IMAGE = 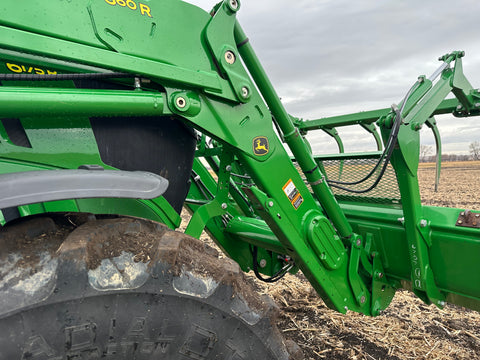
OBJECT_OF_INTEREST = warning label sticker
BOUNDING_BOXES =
[293,194,304,209]
[282,179,303,209]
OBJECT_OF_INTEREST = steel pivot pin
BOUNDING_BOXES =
[225,51,236,64]
[229,0,239,10]
[241,86,249,98]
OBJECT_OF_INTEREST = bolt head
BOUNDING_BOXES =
[268,201,274,207]
[420,219,428,228]
[224,50,236,65]
[134,77,141,89]
[226,165,232,172]
[221,203,227,210]
[259,259,267,268]
[457,105,463,110]
[360,296,366,304]
[356,238,362,247]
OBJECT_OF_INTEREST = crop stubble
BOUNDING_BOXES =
[183,161,480,359]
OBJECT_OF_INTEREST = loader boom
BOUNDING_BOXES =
[0,0,479,323]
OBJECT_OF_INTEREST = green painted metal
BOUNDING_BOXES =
[0,0,479,319]
[234,22,354,240]
[0,86,165,117]
[425,117,442,191]
[342,203,480,311]
[298,99,473,131]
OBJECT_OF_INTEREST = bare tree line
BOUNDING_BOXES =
[419,142,480,162]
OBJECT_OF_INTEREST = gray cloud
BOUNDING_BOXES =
[188,0,480,154]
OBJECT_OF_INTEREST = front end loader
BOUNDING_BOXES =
[0,1,479,358]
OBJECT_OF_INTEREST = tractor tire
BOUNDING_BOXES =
[0,215,297,359]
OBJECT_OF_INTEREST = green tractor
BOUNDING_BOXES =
[0,1,479,358]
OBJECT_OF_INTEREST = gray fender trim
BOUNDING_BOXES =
[0,169,169,209]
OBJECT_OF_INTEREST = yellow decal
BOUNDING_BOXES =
[253,136,269,156]
[104,0,152,17]
[139,3,152,17]
[6,63,57,75]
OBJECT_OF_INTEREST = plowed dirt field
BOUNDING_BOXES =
[183,161,480,360]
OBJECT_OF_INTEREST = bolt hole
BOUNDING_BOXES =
[176,97,186,109]
[229,0,238,10]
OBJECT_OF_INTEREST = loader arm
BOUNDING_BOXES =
[0,0,478,322]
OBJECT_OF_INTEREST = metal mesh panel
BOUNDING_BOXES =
[320,158,401,204]
[297,158,401,205]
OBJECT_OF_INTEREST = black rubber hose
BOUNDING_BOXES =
[328,107,402,194]
[327,81,419,193]
[251,246,293,283]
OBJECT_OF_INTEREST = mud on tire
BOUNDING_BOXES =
[0,216,294,359]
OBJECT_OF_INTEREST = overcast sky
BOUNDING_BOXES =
[187,0,480,155]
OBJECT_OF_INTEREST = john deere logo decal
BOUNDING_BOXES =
[253,136,269,156]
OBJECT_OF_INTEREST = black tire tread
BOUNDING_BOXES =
[0,215,294,359]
